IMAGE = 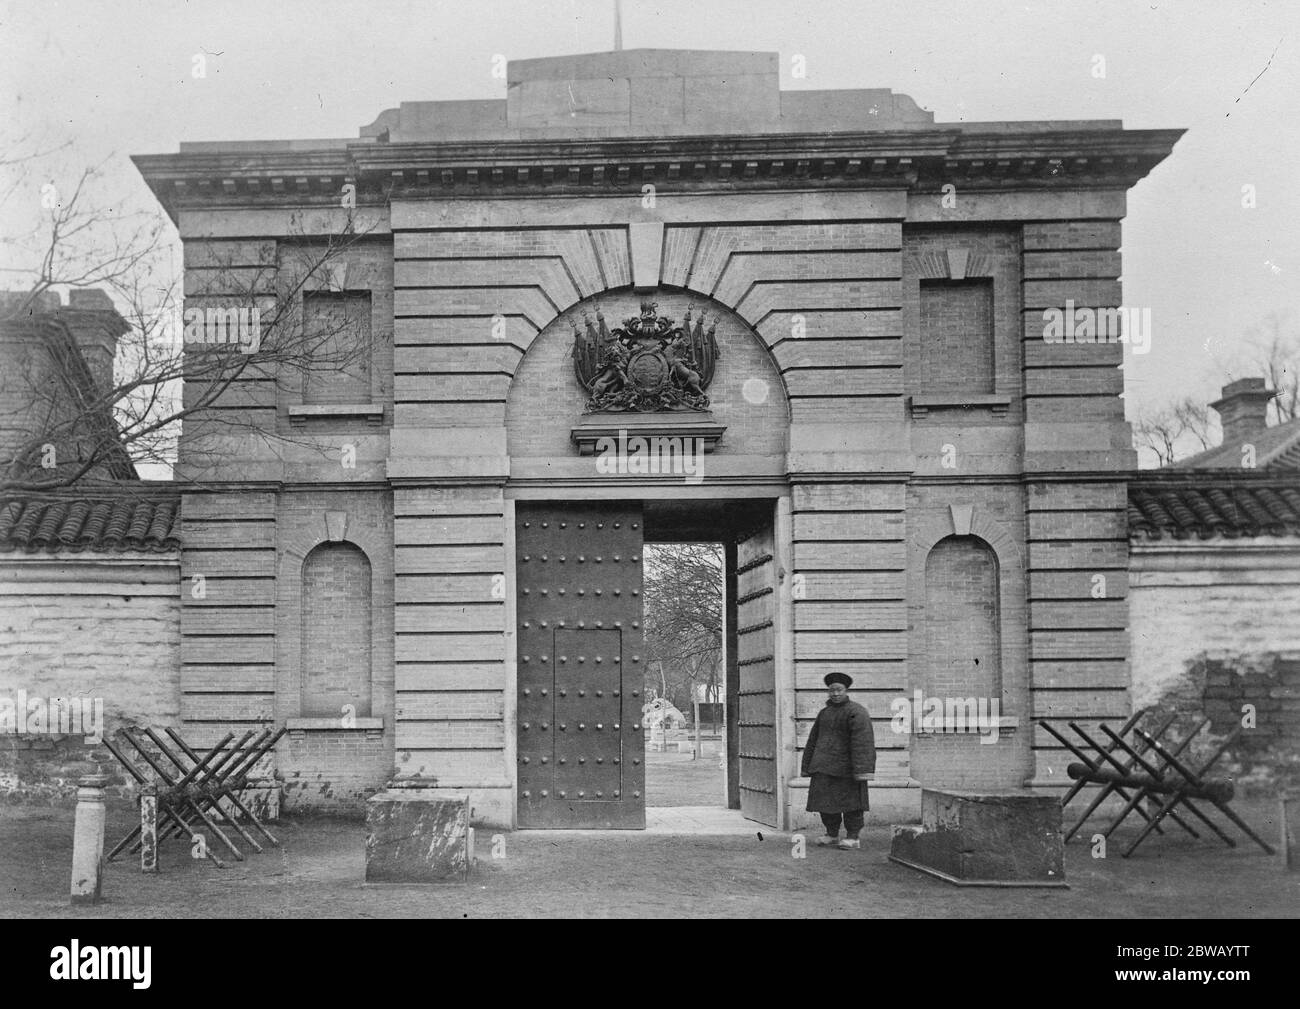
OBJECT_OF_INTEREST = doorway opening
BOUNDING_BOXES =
[513,497,780,829]
[642,498,778,823]
[641,540,727,809]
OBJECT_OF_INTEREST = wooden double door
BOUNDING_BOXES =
[515,500,781,829]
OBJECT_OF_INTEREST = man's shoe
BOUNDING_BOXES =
[815,835,838,846]
[837,838,861,850]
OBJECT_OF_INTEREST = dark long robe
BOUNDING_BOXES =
[801,698,875,813]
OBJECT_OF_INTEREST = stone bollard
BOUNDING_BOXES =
[70,774,109,905]
[140,784,158,873]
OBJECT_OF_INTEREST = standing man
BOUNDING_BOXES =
[801,672,875,850]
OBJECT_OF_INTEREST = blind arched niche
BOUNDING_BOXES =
[300,541,373,717]
[924,534,1002,699]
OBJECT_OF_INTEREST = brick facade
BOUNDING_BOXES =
[121,48,1182,826]
[919,281,995,394]
[925,537,1001,698]
[301,542,372,716]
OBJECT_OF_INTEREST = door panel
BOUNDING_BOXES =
[735,521,778,827]
[516,502,646,828]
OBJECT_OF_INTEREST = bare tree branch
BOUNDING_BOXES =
[1244,311,1299,424]
[643,543,724,711]
[1135,310,1297,466]
[2,142,387,493]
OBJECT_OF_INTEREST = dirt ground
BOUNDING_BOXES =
[1,785,1295,919]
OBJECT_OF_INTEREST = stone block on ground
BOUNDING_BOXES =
[365,790,471,883]
[889,788,1067,887]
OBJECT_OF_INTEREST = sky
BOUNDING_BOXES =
[2,0,1298,441]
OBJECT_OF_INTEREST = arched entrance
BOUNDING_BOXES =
[504,291,792,828]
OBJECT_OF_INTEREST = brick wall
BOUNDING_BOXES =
[897,217,1135,788]
[391,217,901,432]
[919,280,995,394]
[302,292,372,406]
[1130,539,1300,793]
[276,488,395,812]
[789,482,909,798]
[1028,482,1130,783]
[176,488,396,812]
[281,727,389,809]
[903,226,1022,424]
[179,236,394,480]
[393,486,509,825]
[1164,654,1300,794]
[924,536,1000,698]
[301,541,372,716]
[181,492,276,746]
[1021,220,1126,432]
[905,485,1031,791]
[392,226,617,430]
[0,554,180,800]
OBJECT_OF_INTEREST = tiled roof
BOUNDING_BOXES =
[0,493,180,553]
[1129,477,1300,541]
[1174,417,1300,471]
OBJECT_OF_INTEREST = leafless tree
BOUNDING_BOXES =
[1133,395,1215,467]
[1134,310,1297,466]
[1170,397,1216,452]
[643,542,724,714]
[1,143,380,494]
[2,158,167,321]
[1132,406,1180,467]
[1243,311,1299,424]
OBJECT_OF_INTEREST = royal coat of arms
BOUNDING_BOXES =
[570,302,720,413]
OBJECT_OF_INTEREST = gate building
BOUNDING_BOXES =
[131,48,1182,828]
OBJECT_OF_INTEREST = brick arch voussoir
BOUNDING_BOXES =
[916,515,1019,576]
[968,517,1022,569]
[280,529,378,580]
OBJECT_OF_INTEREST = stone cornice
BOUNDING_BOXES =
[132,126,1183,223]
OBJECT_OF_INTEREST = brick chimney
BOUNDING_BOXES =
[1210,378,1275,446]
[0,290,62,317]
[0,289,136,479]
[57,289,130,397]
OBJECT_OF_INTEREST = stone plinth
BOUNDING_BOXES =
[365,791,471,883]
[889,789,1067,888]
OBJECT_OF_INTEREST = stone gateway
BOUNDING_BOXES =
[127,47,1183,829]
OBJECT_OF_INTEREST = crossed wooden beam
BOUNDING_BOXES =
[102,725,287,870]
[1041,710,1275,858]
